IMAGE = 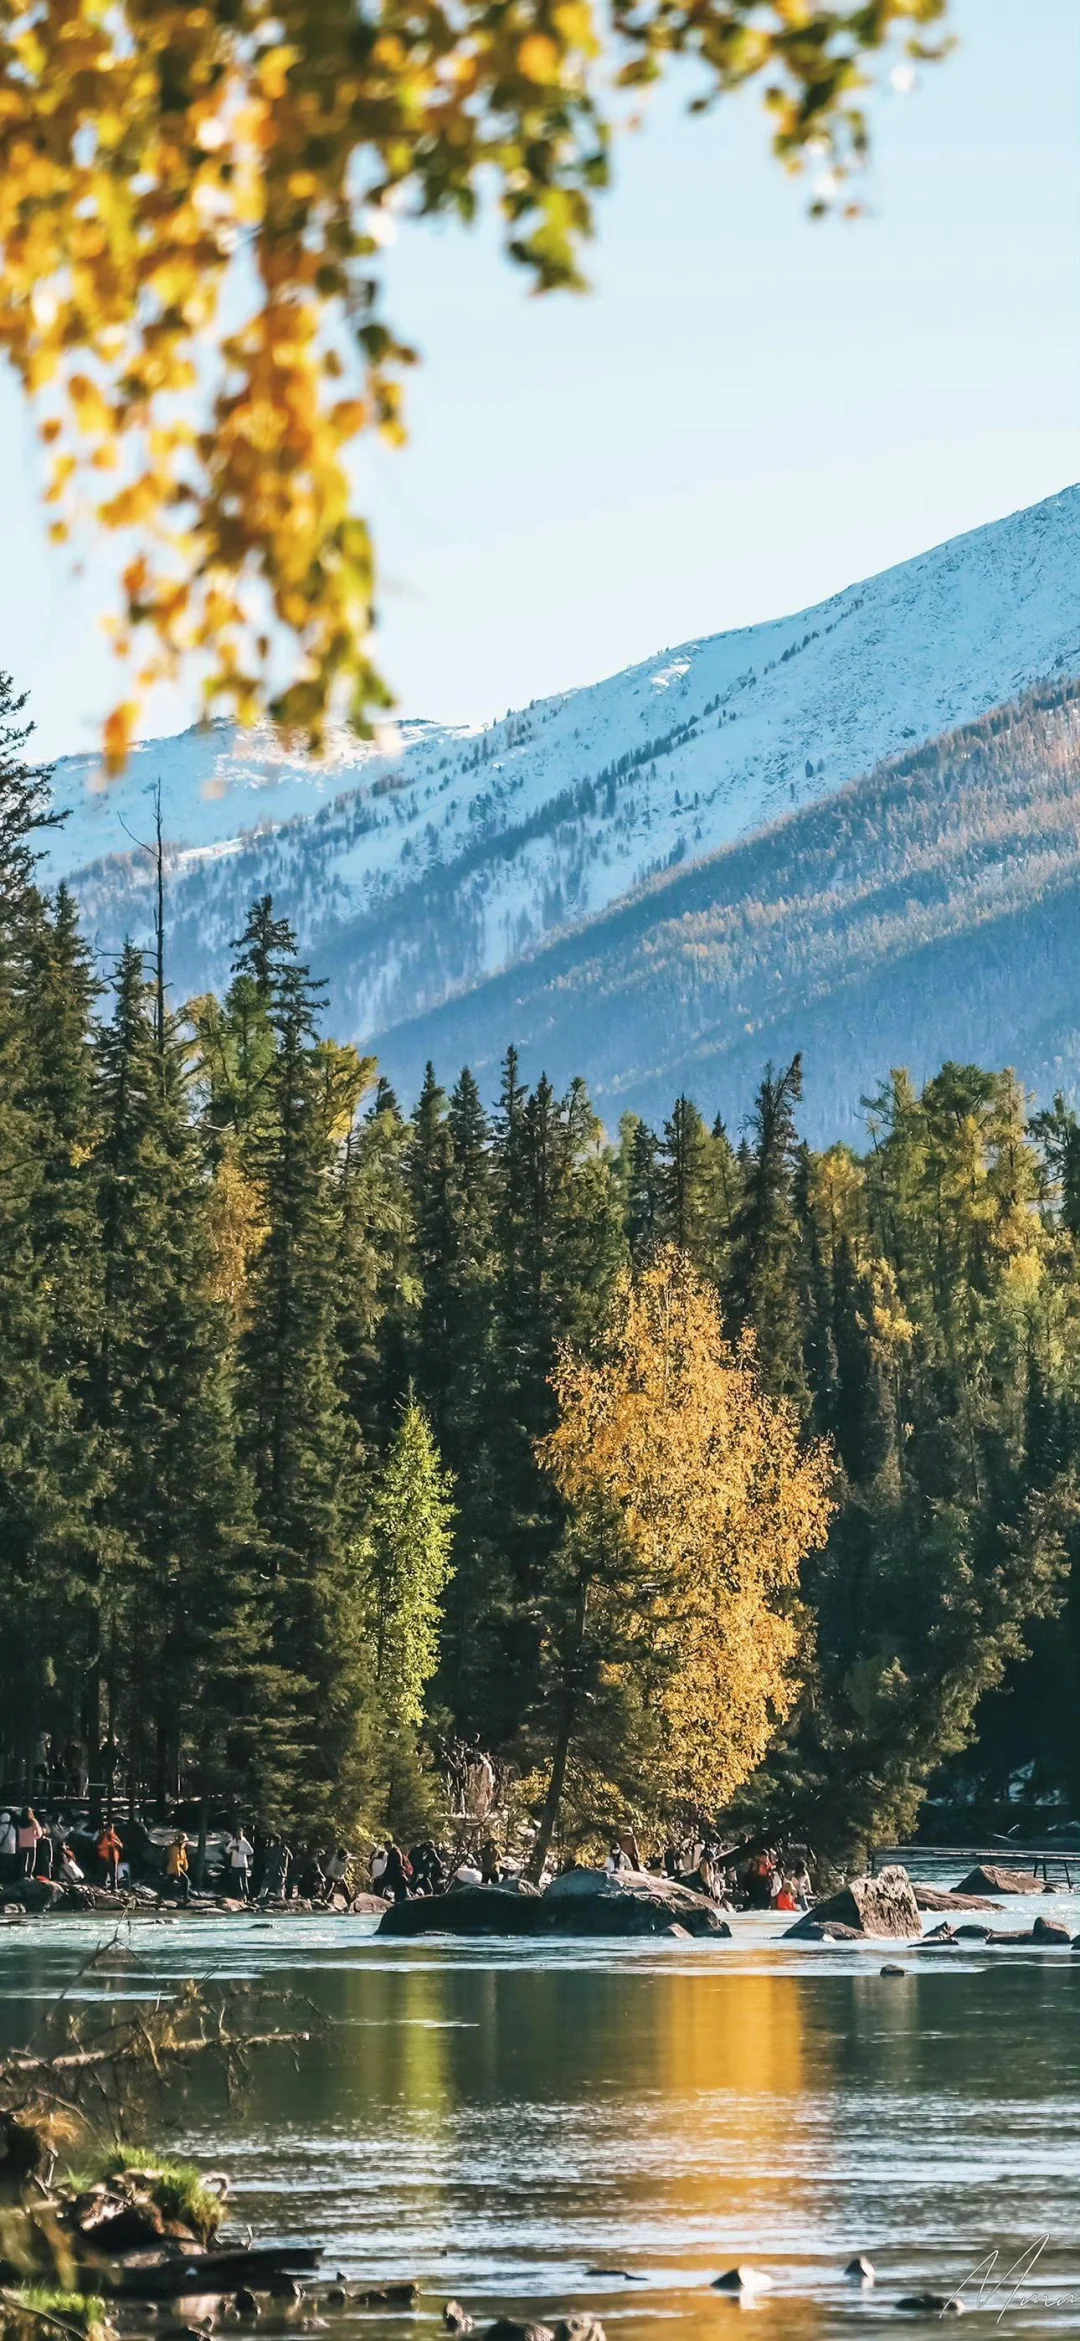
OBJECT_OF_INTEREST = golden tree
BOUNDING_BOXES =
[0,0,949,762]
[529,1245,833,1868]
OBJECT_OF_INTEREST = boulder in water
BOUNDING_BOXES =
[1,1875,65,1913]
[783,1866,920,1941]
[485,2322,556,2341]
[378,1887,545,1937]
[712,2268,773,2295]
[845,2258,875,2284]
[953,1865,1032,1896]
[540,1869,729,1938]
[913,1886,1001,1912]
[895,2296,965,2315]
[444,2305,474,2332]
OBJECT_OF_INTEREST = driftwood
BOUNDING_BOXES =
[3,2032,310,2078]
[97,2246,323,2299]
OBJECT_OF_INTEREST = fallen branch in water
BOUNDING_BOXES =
[2,2033,310,2079]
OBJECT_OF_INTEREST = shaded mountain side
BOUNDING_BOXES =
[362,678,1080,1140]
[61,482,1080,1037]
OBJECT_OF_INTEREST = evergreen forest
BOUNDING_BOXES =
[4,678,1080,1863]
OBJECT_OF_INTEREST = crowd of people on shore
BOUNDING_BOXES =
[367,1833,815,1909]
[2,1736,814,1918]
[1,1806,815,1914]
[0,1803,357,1906]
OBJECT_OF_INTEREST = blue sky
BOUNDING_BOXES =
[1,0,1077,761]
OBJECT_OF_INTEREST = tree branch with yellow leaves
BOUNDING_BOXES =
[0,0,950,765]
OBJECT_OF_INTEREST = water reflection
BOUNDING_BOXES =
[2,1925,1080,2341]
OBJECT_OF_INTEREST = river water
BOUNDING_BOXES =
[2,1903,1080,2341]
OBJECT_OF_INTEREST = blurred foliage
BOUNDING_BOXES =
[0,0,948,763]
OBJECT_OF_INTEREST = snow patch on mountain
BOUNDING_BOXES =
[48,482,1080,1041]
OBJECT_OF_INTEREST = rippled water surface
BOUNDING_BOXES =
[3,1903,1080,2341]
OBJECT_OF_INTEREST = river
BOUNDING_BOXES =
[2,1905,1080,2339]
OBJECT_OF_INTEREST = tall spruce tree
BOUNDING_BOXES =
[0,687,101,1781]
[729,1054,808,1399]
[234,911,377,1828]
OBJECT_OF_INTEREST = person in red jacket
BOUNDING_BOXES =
[97,1822,123,1890]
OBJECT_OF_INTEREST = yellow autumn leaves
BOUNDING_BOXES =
[0,0,948,764]
[541,1247,834,1813]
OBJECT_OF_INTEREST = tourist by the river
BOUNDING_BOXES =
[410,1840,445,1893]
[97,1819,123,1890]
[58,1839,84,1884]
[17,1806,44,1877]
[743,1850,775,1910]
[479,1838,500,1885]
[381,1844,412,1903]
[370,1844,388,1891]
[261,1836,290,1901]
[323,1845,351,1899]
[0,1811,15,1884]
[162,1832,189,1904]
[605,1843,630,1874]
[225,1826,254,1897]
[294,1847,325,1900]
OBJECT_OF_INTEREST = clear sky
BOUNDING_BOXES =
[1,0,1077,761]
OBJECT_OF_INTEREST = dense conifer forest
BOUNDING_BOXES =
[4,677,1080,1861]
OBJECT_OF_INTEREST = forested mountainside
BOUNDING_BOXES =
[369,679,1080,1143]
[52,484,1080,1051]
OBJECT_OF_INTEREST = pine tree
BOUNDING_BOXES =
[0,690,100,1782]
[729,1054,808,1398]
[368,1397,455,1730]
[234,915,377,1828]
[657,1095,716,1262]
[90,943,286,1811]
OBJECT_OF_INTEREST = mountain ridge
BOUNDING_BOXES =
[364,677,1080,1140]
[41,483,1080,1131]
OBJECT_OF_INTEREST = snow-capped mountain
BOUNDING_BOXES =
[46,483,1080,1045]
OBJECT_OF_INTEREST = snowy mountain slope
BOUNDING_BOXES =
[49,481,1080,1037]
[367,676,1080,1141]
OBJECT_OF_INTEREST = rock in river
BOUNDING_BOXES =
[912,1886,1002,1912]
[953,1866,1034,1896]
[712,2269,773,2295]
[484,2322,555,2341]
[539,1870,729,1938]
[378,1872,728,1938]
[895,2296,965,2316]
[378,1886,545,1937]
[784,1866,920,1941]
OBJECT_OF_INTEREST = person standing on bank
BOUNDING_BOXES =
[225,1825,254,1897]
[163,1832,189,1904]
[17,1808,43,1878]
[97,1820,123,1891]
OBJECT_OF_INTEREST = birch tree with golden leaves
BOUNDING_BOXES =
[527,1246,833,1871]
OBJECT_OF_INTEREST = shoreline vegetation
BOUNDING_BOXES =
[3,673,1080,1884]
